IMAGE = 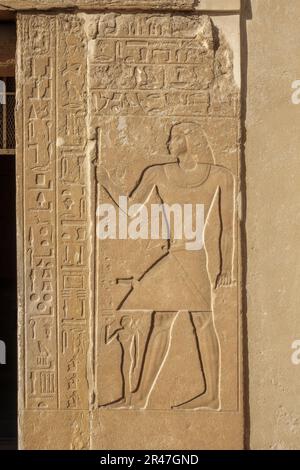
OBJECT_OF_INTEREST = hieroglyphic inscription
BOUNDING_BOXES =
[57,15,89,411]
[88,14,238,119]
[20,14,89,410]
[21,15,58,409]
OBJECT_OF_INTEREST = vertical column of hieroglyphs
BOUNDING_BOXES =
[20,14,90,411]
[56,14,89,410]
[90,13,240,411]
[20,15,58,410]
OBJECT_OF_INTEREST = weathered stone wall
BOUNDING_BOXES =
[90,11,242,449]
[17,13,91,450]
[8,0,300,451]
[0,1,241,12]
[16,3,242,449]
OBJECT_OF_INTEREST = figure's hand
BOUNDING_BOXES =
[97,165,112,191]
[99,165,110,188]
[117,277,139,289]
[215,272,233,288]
[105,316,115,327]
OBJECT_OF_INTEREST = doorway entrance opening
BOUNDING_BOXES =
[0,73,17,449]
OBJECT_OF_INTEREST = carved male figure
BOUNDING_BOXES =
[101,122,235,410]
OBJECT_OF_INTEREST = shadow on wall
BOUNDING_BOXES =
[240,0,252,451]
[0,157,17,449]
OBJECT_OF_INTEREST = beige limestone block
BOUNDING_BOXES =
[90,11,243,449]
[17,8,243,449]
[19,410,90,450]
[246,0,300,450]
[16,13,92,449]
[0,1,196,11]
[0,0,240,12]
[91,410,244,450]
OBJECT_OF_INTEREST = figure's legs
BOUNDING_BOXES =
[104,339,132,408]
[174,311,220,410]
[122,341,132,405]
[131,311,178,409]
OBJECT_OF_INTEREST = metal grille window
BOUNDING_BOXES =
[0,77,15,155]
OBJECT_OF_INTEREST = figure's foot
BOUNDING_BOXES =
[172,393,220,411]
[99,397,132,409]
[130,392,148,410]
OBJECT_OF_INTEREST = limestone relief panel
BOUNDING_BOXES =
[89,13,241,412]
[17,9,242,449]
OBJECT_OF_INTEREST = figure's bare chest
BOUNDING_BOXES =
[156,175,218,216]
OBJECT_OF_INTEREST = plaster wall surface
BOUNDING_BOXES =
[246,0,300,450]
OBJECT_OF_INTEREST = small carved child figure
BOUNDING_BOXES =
[104,315,138,407]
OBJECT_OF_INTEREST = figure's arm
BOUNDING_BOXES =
[99,165,122,208]
[100,165,157,215]
[104,319,121,345]
[129,167,158,207]
[216,169,235,288]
